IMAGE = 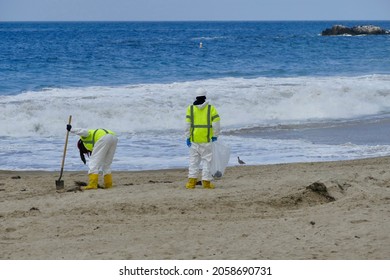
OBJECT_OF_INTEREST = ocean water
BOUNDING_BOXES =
[1,21,390,171]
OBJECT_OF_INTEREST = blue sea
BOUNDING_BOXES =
[1,21,390,171]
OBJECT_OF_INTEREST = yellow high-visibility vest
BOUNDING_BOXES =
[186,104,220,143]
[81,129,115,151]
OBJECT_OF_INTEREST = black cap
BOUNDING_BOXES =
[193,95,206,105]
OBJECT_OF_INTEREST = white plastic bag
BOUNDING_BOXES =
[210,140,231,179]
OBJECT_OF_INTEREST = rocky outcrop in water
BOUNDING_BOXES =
[321,24,390,36]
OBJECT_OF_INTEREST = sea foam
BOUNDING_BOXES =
[1,75,390,138]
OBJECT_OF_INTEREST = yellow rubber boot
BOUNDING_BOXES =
[202,180,215,189]
[83,174,98,190]
[186,178,197,189]
[104,174,113,189]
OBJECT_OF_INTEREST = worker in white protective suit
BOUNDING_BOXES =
[67,125,118,190]
[185,88,221,189]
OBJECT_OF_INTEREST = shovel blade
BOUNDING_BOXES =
[56,180,64,190]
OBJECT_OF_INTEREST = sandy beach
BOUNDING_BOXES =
[0,157,389,260]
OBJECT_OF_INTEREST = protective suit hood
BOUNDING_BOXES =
[195,100,209,109]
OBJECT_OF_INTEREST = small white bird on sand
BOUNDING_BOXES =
[238,156,245,164]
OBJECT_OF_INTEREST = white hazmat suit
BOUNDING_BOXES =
[71,128,118,175]
[185,90,221,189]
[69,127,118,190]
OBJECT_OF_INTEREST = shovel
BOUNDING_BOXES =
[56,115,72,190]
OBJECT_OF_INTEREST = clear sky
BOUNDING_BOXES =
[1,0,389,21]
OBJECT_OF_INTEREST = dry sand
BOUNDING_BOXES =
[0,157,389,260]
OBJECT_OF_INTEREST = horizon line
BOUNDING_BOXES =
[1,19,390,23]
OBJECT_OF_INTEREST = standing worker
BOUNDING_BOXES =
[67,125,118,190]
[185,88,221,189]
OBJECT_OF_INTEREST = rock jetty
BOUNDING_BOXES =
[321,24,390,36]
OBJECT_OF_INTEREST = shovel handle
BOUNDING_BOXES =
[58,115,72,180]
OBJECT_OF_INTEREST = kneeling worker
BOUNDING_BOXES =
[67,125,118,190]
